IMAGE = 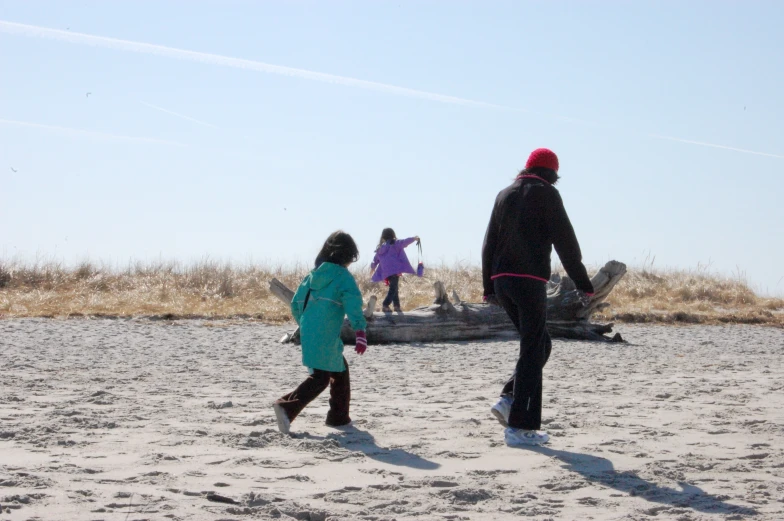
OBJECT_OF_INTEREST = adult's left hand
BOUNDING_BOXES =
[483,294,500,307]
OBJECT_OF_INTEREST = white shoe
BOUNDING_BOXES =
[504,428,549,446]
[327,421,354,430]
[272,403,290,434]
[491,396,512,427]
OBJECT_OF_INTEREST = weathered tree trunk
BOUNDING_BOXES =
[270,260,626,344]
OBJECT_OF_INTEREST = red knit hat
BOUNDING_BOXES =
[525,148,559,172]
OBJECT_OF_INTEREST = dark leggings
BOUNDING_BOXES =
[276,357,351,427]
[382,275,400,308]
[494,276,551,430]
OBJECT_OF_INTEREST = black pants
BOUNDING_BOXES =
[276,357,351,427]
[382,275,400,308]
[495,277,552,430]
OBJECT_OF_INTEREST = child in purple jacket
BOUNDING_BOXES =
[370,228,420,313]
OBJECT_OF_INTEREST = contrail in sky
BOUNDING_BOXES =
[0,118,187,146]
[1,19,781,159]
[140,101,220,129]
[648,134,784,159]
[0,20,510,111]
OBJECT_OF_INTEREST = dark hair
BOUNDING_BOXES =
[377,228,397,250]
[315,231,359,268]
[520,166,559,185]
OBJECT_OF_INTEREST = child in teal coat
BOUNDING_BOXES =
[273,231,368,434]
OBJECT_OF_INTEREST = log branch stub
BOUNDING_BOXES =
[433,281,449,304]
[269,278,294,304]
[364,296,378,319]
[432,281,456,313]
[577,260,628,319]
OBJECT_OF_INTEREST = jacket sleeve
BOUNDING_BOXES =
[290,276,311,325]
[548,191,594,294]
[340,272,368,331]
[481,200,500,296]
[370,251,380,271]
[398,237,417,249]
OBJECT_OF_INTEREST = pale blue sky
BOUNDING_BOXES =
[1,1,782,295]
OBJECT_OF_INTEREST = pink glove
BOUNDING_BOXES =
[355,330,368,355]
[483,294,500,306]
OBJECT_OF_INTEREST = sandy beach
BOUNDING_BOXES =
[1,319,782,520]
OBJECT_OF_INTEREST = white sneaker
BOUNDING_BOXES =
[327,421,354,430]
[272,403,291,434]
[504,427,549,446]
[491,396,512,427]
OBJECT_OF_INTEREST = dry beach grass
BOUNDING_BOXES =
[0,258,782,326]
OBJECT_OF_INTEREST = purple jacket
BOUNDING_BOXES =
[370,237,417,282]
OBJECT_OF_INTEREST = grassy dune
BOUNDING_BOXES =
[1,259,782,326]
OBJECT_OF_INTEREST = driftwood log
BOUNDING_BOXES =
[269,260,627,344]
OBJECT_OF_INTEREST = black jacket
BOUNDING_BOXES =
[482,176,594,296]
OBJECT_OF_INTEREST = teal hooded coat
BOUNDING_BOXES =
[290,262,367,372]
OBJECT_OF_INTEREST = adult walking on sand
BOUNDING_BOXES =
[482,148,594,447]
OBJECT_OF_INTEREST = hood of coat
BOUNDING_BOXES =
[376,240,400,255]
[309,262,345,291]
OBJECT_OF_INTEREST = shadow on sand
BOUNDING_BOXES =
[298,427,440,470]
[515,445,757,516]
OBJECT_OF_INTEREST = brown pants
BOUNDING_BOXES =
[276,357,351,427]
